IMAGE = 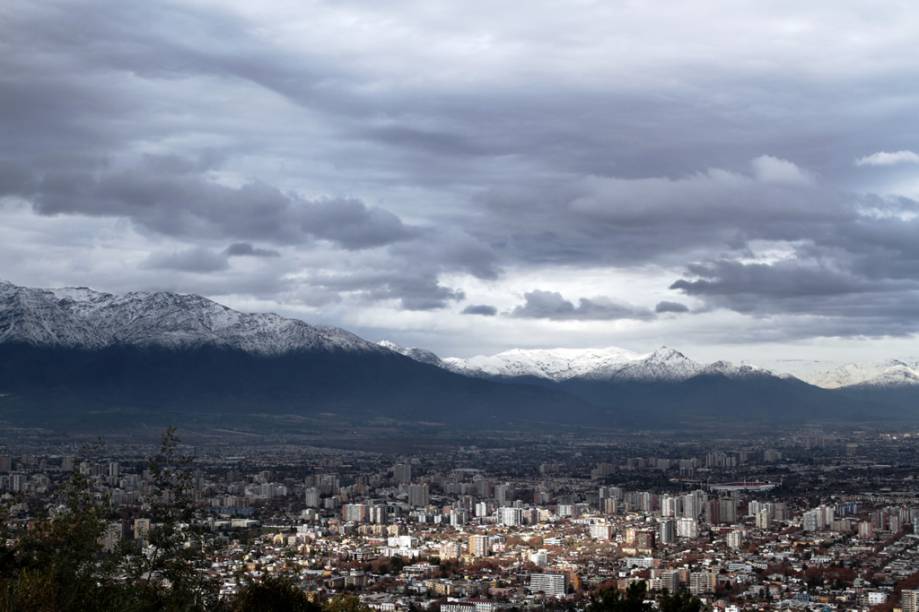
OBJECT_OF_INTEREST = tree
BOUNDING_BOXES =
[0,472,135,612]
[230,576,320,612]
[322,595,372,612]
[587,582,651,612]
[117,427,221,610]
[659,590,702,612]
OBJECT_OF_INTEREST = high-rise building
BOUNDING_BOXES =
[450,509,467,527]
[498,506,523,527]
[689,571,715,595]
[393,463,412,484]
[677,517,698,538]
[756,507,771,529]
[468,534,489,557]
[727,529,744,549]
[659,518,676,545]
[589,522,613,540]
[635,530,655,551]
[661,495,680,517]
[342,503,368,523]
[529,573,567,597]
[369,504,387,524]
[718,498,737,524]
[659,570,680,593]
[305,487,320,508]
[682,490,706,519]
[803,505,835,532]
[408,483,429,507]
[440,541,462,560]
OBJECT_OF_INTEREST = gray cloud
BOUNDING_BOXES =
[142,247,229,273]
[461,304,497,316]
[655,301,689,314]
[225,242,280,258]
[511,290,653,321]
[671,258,919,336]
[306,270,465,311]
[9,157,416,251]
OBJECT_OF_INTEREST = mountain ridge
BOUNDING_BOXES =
[2,280,918,432]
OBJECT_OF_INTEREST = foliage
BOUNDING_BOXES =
[230,576,320,612]
[587,582,651,612]
[658,589,703,612]
[322,595,372,612]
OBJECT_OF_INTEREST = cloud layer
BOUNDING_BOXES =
[2,0,919,360]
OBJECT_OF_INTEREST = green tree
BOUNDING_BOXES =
[587,582,651,612]
[323,594,372,612]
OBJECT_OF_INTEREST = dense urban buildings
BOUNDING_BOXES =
[0,426,917,610]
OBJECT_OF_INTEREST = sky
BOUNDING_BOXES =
[2,1,919,371]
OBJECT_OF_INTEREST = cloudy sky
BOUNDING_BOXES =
[2,1,919,370]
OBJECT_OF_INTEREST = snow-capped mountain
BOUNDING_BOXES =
[443,346,645,380]
[0,281,380,355]
[802,360,919,389]
[4,280,916,392]
[381,342,773,383]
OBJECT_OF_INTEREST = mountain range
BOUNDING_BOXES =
[1,280,917,432]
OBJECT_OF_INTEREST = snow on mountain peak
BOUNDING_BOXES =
[441,345,645,381]
[803,359,919,388]
[0,281,379,355]
[388,342,780,384]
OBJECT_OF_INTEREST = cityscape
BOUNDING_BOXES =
[3,0,919,610]
[1,426,918,610]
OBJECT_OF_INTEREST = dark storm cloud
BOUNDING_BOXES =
[225,243,280,258]
[655,301,689,314]
[9,157,416,251]
[510,290,654,321]
[671,258,919,336]
[461,304,497,316]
